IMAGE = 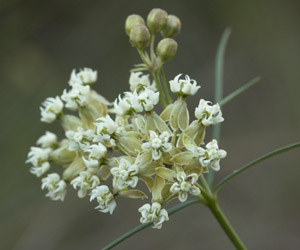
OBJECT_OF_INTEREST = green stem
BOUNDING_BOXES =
[150,34,156,63]
[102,199,199,250]
[214,142,300,193]
[160,67,173,104]
[199,175,246,249]
[208,201,247,250]
[137,49,151,67]
[199,175,213,196]
[152,71,167,108]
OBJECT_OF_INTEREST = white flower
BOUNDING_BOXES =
[90,185,116,214]
[68,69,82,86]
[169,74,200,96]
[26,147,52,177]
[170,172,200,202]
[26,147,51,166]
[83,143,107,170]
[61,84,90,111]
[111,158,139,190]
[37,131,57,148]
[94,115,117,146]
[138,202,169,229]
[40,96,63,123]
[142,131,172,160]
[65,127,95,151]
[131,88,159,112]
[41,173,67,201]
[113,92,134,115]
[30,162,50,177]
[71,171,100,198]
[68,68,98,86]
[198,139,227,171]
[194,99,224,126]
[129,72,156,92]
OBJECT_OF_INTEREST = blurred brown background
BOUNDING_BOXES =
[1,0,300,249]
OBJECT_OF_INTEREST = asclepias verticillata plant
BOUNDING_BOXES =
[26,8,300,250]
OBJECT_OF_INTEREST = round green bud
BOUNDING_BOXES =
[129,24,150,49]
[156,38,178,62]
[162,15,181,38]
[147,8,168,34]
[125,14,145,36]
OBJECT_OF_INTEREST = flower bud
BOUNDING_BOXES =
[156,38,178,62]
[125,14,145,36]
[162,15,181,38]
[129,24,150,49]
[147,8,168,34]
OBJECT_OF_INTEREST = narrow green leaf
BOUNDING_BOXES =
[214,142,300,193]
[207,27,231,187]
[219,77,261,107]
[215,27,231,104]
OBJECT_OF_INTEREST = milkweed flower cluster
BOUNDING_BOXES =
[26,8,227,229]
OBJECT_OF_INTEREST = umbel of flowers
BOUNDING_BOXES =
[26,8,226,229]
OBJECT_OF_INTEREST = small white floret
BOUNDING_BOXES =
[61,85,90,111]
[129,72,156,92]
[71,171,100,198]
[198,139,227,171]
[113,92,134,115]
[90,185,116,214]
[111,158,139,190]
[138,202,169,229]
[68,68,98,86]
[131,88,159,112]
[142,131,172,160]
[195,99,224,126]
[83,143,107,171]
[41,173,67,201]
[169,74,200,96]
[40,96,63,123]
[65,127,95,151]
[37,131,57,148]
[94,115,117,146]
[170,172,200,202]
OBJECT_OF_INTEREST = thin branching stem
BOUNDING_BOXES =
[160,67,173,104]
[150,34,156,63]
[214,142,300,193]
[152,71,167,108]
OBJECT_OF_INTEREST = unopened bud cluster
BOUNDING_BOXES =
[126,8,181,69]
[26,9,226,230]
